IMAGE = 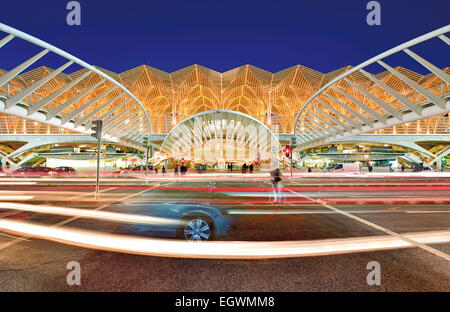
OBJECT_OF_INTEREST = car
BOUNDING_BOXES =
[413,166,434,172]
[114,164,153,175]
[12,166,57,176]
[112,164,156,177]
[54,166,76,174]
[324,163,361,173]
[118,202,237,241]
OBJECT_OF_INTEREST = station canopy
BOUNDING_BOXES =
[160,110,281,164]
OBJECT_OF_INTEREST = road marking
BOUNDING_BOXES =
[66,186,118,201]
[250,207,281,226]
[286,188,450,261]
[0,232,30,241]
[0,182,174,252]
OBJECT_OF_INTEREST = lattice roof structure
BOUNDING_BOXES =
[3,62,447,136]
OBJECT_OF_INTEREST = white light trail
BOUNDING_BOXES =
[0,219,449,259]
[0,182,37,185]
[228,209,450,215]
[0,202,179,226]
[0,196,34,200]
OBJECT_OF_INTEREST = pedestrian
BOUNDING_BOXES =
[249,163,254,173]
[174,165,178,176]
[270,168,283,203]
[308,167,312,173]
[401,164,405,172]
[368,164,373,173]
[162,165,166,175]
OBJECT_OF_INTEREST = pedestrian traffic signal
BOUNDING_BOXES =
[91,120,103,139]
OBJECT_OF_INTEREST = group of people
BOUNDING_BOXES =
[241,163,254,173]
[173,165,187,175]
[226,162,255,173]
[387,163,406,172]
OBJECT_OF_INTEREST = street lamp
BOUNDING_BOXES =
[91,120,103,199]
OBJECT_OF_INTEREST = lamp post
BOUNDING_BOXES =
[91,120,103,199]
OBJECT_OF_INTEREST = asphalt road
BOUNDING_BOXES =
[0,173,449,291]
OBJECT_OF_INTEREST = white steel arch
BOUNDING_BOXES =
[0,23,151,150]
[294,25,450,150]
[161,110,282,162]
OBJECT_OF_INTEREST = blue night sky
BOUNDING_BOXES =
[0,0,448,74]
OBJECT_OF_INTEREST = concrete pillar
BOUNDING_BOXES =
[436,157,442,171]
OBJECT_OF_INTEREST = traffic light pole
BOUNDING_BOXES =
[91,120,103,200]
[95,136,101,199]
[290,153,293,184]
[146,143,149,178]
[290,137,296,184]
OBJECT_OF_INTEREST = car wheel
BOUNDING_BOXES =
[177,215,215,242]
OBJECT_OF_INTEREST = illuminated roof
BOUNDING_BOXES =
[161,109,281,162]
[4,63,447,136]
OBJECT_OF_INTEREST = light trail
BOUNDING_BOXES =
[0,196,34,200]
[0,202,180,226]
[2,185,450,193]
[0,182,36,185]
[0,181,174,252]
[228,209,450,215]
[2,171,449,183]
[0,219,449,259]
[162,186,450,191]
[287,188,450,261]
[0,177,147,182]
[213,198,450,204]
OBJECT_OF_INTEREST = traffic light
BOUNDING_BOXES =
[290,136,297,148]
[91,120,103,139]
[283,145,292,157]
[143,135,149,147]
[143,135,151,165]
